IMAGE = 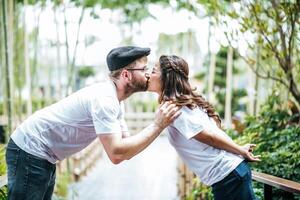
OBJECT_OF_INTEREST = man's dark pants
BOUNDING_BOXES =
[5,139,56,200]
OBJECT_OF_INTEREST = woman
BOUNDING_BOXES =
[148,55,260,200]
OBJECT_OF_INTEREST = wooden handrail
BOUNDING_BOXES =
[252,171,300,200]
[252,171,300,194]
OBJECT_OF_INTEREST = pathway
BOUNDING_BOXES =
[68,135,179,200]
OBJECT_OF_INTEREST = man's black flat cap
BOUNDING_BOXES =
[106,46,151,71]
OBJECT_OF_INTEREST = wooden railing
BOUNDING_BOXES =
[178,160,300,199]
[125,112,154,133]
[55,139,103,182]
[178,159,196,199]
[70,139,103,181]
[252,171,300,200]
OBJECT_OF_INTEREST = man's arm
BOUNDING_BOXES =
[99,102,181,164]
[192,130,261,162]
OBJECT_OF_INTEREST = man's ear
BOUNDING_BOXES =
[121,69,132,81]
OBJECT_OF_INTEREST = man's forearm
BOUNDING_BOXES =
[115,123,164,160]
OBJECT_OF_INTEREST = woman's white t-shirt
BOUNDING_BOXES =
[11,81,128,164]
[167,106,243,186]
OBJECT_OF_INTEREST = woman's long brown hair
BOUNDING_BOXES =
[158,55,222,128]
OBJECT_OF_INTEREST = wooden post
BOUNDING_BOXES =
[264,184,272,200]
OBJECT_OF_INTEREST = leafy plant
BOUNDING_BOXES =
[0,145,7,199]
[186,93,300,199]
[194,46,247,118]
[186,178,213,200]
[54,171,72,198]
[0,186,7,200]
[78,66,95,79]
[235,93,300,200]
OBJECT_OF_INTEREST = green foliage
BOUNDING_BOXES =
[0,145,6,176]
[186,93,300,199]
[0,145,7,200]
[99,0,169,23]
[235,93,300,200]
[186,178,213,200]
[194,46,247,118]
[78,66,95,78]
[211,0,300,104]
[0,102,3,116]
[133,99,158,112]
[55,171,72,198]
[194,72,205,81]
[0,186,7,200]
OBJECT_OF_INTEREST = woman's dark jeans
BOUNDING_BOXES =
[5,139,56,200]
[212,160,257,200]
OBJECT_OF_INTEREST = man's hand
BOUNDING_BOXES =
[241,144,261,162]
[154,101,181,129]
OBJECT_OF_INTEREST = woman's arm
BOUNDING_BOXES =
[192,130,261,162]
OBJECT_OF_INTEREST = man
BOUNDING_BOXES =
[5,46,180,200]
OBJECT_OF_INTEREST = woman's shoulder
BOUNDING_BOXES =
[180,105,208,116]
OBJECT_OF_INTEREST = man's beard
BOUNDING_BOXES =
[124,76,149,96]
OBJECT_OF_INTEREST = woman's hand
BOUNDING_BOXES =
[241,144,261,162]
[153,101,181,129]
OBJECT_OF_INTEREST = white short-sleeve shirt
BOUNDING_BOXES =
[167,106,243,186]
[11,81,128,163]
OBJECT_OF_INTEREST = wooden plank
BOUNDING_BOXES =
[252,171,300,194]
[0,175,7,188]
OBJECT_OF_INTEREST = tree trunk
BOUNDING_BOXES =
[54,5,62,99]
[31,6,42,106]
[13,3,22,123]
[24,0,32,115]
[66,6,85,96]
[224,47,233,128]
[207,53,216,102]
[206,16,212,98]
[253,47,260,116]
[63,3,70,96]
[1,0,13,140]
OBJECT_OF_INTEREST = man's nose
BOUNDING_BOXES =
[145,72,150,78]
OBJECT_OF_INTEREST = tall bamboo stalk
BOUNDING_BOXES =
[208,53,216,102]
[24,0,32,115]
[1,0,12,140]
[206,16,212,99]
[54,5,62,99]
[224,47,233,128]
[31,6,42,104]
[253,46,260,116]
[66,6,85,96]
[63,3,70,96]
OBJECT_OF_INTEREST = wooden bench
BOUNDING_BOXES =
[252,171,300,200]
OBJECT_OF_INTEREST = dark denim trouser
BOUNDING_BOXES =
[5,139,56,200]
[212,160,257,200]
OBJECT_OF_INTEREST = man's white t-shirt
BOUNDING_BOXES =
[11,81,128,164]
[167,106,243,186]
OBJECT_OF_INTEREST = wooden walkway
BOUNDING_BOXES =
[68,135,179,200]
